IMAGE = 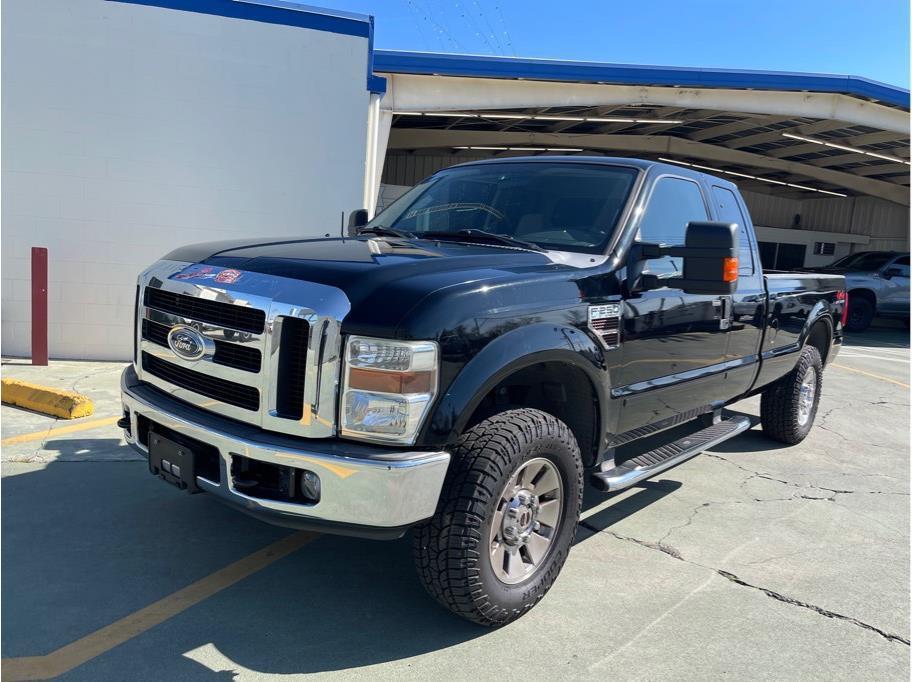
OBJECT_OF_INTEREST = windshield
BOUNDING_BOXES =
[828,252,895,270]
[367,162,639,254]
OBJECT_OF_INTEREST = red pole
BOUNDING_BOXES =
[31,247,48,366]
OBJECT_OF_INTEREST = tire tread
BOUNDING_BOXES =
[412,408,583,626]
[761,345,823,444]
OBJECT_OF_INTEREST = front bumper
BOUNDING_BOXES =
[120,366,450,539]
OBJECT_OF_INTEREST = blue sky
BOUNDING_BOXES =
[315,0,910,88]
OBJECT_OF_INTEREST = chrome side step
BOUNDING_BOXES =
[590,415,752,492]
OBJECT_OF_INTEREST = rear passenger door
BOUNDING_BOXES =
[710,185,765,396]
[614,175,730,433]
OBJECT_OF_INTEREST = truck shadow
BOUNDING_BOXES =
[1,453,688,677]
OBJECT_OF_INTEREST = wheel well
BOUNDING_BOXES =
[848,288,876,311]
[805,317,833,364]
[465,362,600,466]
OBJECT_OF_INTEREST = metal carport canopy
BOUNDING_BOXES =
[372,50,910,205]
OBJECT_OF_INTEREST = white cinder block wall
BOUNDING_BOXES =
[2,0,379,360]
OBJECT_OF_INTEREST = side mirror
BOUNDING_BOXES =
[347,209,369,236]
[882,267,901,279]
[635,221,739,295]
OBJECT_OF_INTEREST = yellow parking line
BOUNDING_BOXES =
[831,363,910,389]
[0,531,318,681]
[0,415,121,446]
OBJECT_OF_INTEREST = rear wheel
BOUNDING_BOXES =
[412,408,583,626]
[845,296,874,332]
[760,345,823,444]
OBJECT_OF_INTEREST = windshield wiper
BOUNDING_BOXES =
[357,226,415,239]
[420,229,544,252]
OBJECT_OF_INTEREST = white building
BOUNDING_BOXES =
[2,0,909,360]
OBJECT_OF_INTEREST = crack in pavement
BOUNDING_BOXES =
[704,453,908,498]
[580,521,910,647]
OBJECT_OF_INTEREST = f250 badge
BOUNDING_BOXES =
[167,325,210,361]
[588,303,622,349]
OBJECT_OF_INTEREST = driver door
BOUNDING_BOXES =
[614,175,731,433]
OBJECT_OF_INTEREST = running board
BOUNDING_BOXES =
[591,415,752,492]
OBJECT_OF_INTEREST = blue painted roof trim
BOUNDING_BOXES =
[110,0,385,93]
[365,15,387,95]
[374,50,909,110]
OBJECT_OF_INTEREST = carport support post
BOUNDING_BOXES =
[31,246,48,366]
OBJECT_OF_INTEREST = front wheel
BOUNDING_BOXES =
[760,345,823,444]
[412,408,583,626]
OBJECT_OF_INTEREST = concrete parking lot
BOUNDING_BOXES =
[2,328,909,680]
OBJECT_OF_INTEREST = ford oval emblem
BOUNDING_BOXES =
[167,325,208,361]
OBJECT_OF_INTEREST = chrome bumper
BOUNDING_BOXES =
[120,367,450,537]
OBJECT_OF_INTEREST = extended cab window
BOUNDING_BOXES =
[637,177,709,275]
[368,163,639,255]
[711,186,754,275]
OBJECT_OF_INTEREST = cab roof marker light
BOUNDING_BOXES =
[782,132,912,166]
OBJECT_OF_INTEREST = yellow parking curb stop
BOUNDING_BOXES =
[1,378,95,419]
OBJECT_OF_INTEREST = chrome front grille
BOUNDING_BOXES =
[142,351,261,410]
[135,260,350,438]
[144,287,266,333]
[142,318,262,373]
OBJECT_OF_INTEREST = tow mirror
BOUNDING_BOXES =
[634,221,739,295]
[347,209,369,236]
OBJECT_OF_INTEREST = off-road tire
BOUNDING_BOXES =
[845,297,874,332]
[412,408,583,626]
[761,345,823,444]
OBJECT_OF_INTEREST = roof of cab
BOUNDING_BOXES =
[440,155,737,188]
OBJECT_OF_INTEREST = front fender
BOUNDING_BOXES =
[420,323,609,447]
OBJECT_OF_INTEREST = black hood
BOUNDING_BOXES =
[164,236,574,335]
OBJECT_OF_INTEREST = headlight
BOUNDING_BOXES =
[341,336,438,444]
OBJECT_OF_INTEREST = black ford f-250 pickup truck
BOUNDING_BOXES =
[121,158,846,625]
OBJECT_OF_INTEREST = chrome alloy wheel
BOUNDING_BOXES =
[489,457,563,584]
[797,366,817,426]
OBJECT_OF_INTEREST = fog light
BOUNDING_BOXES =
[300,470,321,502]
